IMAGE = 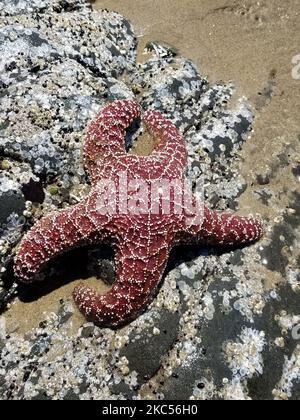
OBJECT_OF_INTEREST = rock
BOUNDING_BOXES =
[0,9,136,79]
[57,300,74,325]
[0,4,136,182]
[79,323,96,338]
[0,0,91,16]
[87,248,115,285]
[0,282,18,313]
[136,57,209,132]
[187,103,253,160]
[291,382,300,401]
[21,178,45,204]
[30,392,52,400]
[145,41,179,58]
[29,336,52,357]
[0,316,5,339]
[257,173,271,186]
[259,193,300,275]
[0,58,133,179]
[0,164,38,261]
[292,165,300,178]
[110,380,135,399]
[120,309,180,383]
[0,189,25,225]
[160,276,300,400]
[246,284,300,400]
[0,26,60,87]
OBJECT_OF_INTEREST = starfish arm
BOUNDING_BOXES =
[83,99,141,184]
[73,238,169,327]
[180,205,263,246]
[14,194,112,282]
[143,109,188,177]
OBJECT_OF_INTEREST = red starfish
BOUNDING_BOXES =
[14,100,263,327]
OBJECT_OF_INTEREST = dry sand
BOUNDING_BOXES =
[6,0,300,333]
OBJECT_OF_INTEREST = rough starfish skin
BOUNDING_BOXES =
[14,99,263,327]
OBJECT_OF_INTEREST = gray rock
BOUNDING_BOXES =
[0,0,91,16]
[259,192,300,275]
[80,323,96,338]
[120,309,181,383]
[87,248,115,285]
[0,58,132,179]
[0,26,60,88]
[0,189,25,225]
[57,300,74,325]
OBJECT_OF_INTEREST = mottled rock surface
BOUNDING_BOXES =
[0,0,299,401]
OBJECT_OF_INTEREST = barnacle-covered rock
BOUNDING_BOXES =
[0,9,136,78]
[0,0,91,17]
[0,59,133,179]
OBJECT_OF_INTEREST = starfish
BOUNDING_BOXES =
[14,99,263,327]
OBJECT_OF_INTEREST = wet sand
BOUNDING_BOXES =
[5,277,111,335]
